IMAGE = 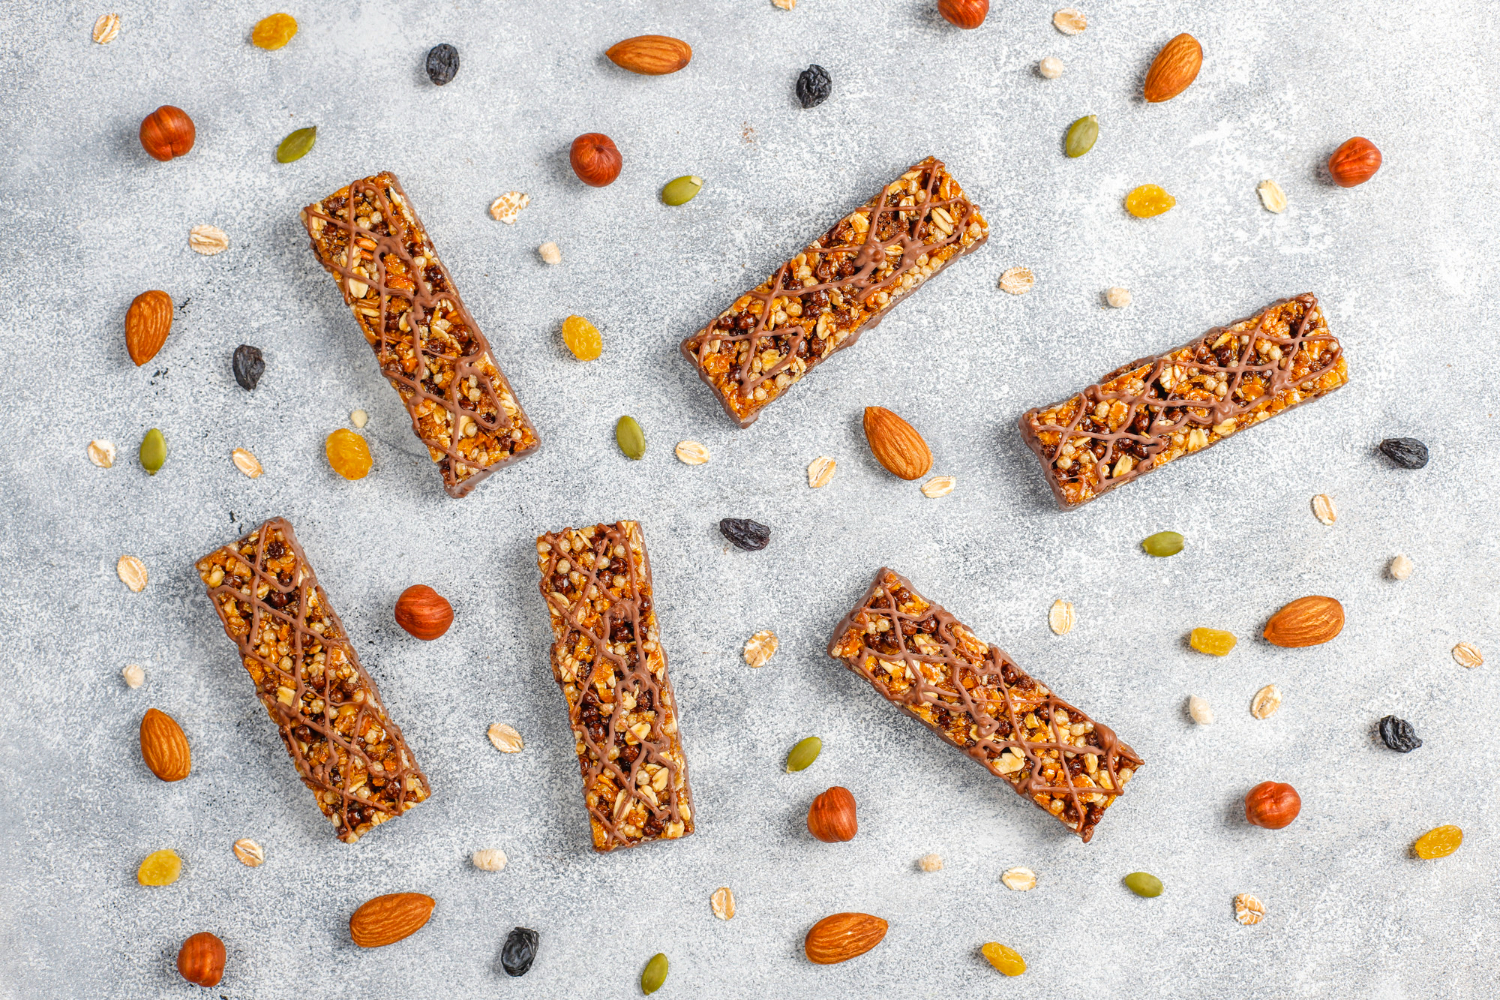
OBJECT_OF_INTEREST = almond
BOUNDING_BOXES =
[863,407,933,481]
[1262,596,1344,648]
[1143,33,1203,103]
[350,892,435,948]
[804,912,888,964]
[125,290,173,366]
[606,35,692,76]
[140,708,191,781]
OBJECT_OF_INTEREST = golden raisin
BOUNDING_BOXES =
[1190,628,1237,656]
[561,315,602,361]
[1413,825,1462,859]
[251,13,298,50]
[1125,184,1177,218]
[137,849,183,886]
[981,942,1026,976]
[325,428,373,480]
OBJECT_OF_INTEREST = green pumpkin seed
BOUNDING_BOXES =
[785,736,821,772]
[615,415,646,460]
[640,953,669,995]
[661,175,703,206]
[1141,531,1184,557]
[1124,871,1163,897]
[1065,115,1098,158]
[139,428,167,475]
[277,126,317,163]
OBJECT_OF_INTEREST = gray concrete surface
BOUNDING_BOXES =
[2,1,1499,997]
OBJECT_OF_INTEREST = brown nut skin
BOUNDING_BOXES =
[807,786,858,843]
[1143,33,1203,103]
[937,0,989,29]
[1263,595,1344,647]
[606,35,692,75]
[350,892,436,948]
[863,406,934,481]
[570,133,622,187]
[176,931,226,987]
[140,708,192,782]
[394,584,454,640]
[804,912,888,964]
[1244,780,1301,829]
[125,290,173,366]
[1328,137,1382,187]
[140,105,196,161]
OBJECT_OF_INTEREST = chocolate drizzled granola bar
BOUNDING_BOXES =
[828,569,1141,842]
[1019,293,1347,508]
[535,521,694,852]
[302,172,539,497]
[195,518,430,844]
[681,156,988,427]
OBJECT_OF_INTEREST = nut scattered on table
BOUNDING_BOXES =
[1388,554,1413,580]
[538,241,561,265]
[1188,695,1214,724]
[807,456,837,488]
[349,892,436,948]
[1251,684,1283,720]
[1143,33,1203,103]
[125,289,173,366]
[1106,286,1132,308]
[1053,7,1087,34]
[121,663,145,689]
[1263,596,1344,647]
[117,554,148,592]
[394,584,454,640]
[863,407,933,481]
[92,14,120,44]
[488,723,525,753]
[938,0,989,30]
[1038,56,1064,79]
[88,439,116,468]
[804,912,888,965]
[1234,893,1265,925]
[139,105,194,161]
[807,786,859,842]
[140,707,192,781]
[920,475,956,498]
[1311,493,1338,525]
[1001,866,1037,891]
[1258,179,1288,213]
[918,853,944,872]
[231,447,263,478]
[999,267,1035,295]
[675,440,710,465]
[176,932,226,988]
[570,133,622,187]
[351,409,369,429]
[744,629,779,668]
[189,224,229,256]
[489,191,530,224]
[1452,642,1484,669]
[1328,137,1382,188]
[1244,781,1300,829]
[1048,599,1075,635]
[233,837,265,867]
[711,886,736,920]
[472,848,508,871]
[605,35,693,76]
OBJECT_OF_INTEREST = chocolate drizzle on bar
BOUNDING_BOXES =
[828,569,1142,843]
[681,156,989,427]
[1019,293,1348,508]
[195,518,430,844]
[535,521,694,852]
[302,172,539,497]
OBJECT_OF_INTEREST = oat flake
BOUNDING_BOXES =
[92,13,120,44]
[675,440,710,465]
[743,630,778,668]
[1311,493,1338,525]
[1452,643,1484,669]
[1048,599,1075,635]
[88,439,116,468]
[1002,867,1038,891]
[1053,8,1087,34]
[999,267,1035,295]
[1234,893,1265,925]
[711,886,736,920]
[189,224,229,256]
[489,191,530,224]
[1251,684,1283,720]
[117,555,148,592]
[232,448,263,478]
[488,723,525,753]
[920,475,955,498]
[807,456,836,488]
[1257,179,1288,214]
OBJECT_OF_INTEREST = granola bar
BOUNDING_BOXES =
[681,156,989,427]
[1019,293,1348,509]
[302,171,539,497]
[195,518,430,843]
[827,568,1141,842]
[535,521,694,851]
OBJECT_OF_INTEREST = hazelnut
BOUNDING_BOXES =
[140,106,195,162]
[176,931,226,987]
[937,0,988,29]
[1327,137,1381,188]
[570,133,622,187]
[1244,780,1301,829]
[393,584,454,640]
[807,786,858,843]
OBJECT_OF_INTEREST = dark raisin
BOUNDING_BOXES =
[266,590,289,609]
[501,926,539,977]
[425,43,460,85]
[232,344,265,390]
[796,64,832,108]
[1378,437,1428,469]
[266,541,285,559]
[719,518,771,551]
[1378,715,1422,753]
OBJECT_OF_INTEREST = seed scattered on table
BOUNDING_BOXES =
[189,224,229,256]
[1106,286,1132,308]
[1388,554,1413,580]
[1311,493,1338,525]
[1142,531,1184,557]
[1124,871,1163,898]
[615,415,645,459]
[1452,643,1483,669]
[1378,715,1422,753]
[807,456,837,488]
[675,440,710,465]
[661,175,704,206]
[786,736,821,772]
[918,853,943,872]
[489,191,530,224]
[1038,56,1064,78]
[118,555,148,592]
[231,448,262,478]
[641,953,669,995]
[1234,893,1265,925]
[276,125,317,164]
[139,427,167,475]
[999,267,1036,295]
[93,13,120,44]
[1251,684,1283,720]
[351,409,368,429]
[710,886,736,920]
[88,439,116,468]
[1048,600,1075,635]
[1257,179,1288,213]
[1002,866,1037,891]
[121,663,145,689]
[920,475,956,498]
[488,723,525,753]
[538,241,561,265]
[472,848,508,871]
[232,838,265,867]
[1188,695,1214,724]
[1053,8,1087,34]
[1065,115,1098,158]
[744,630,779,668]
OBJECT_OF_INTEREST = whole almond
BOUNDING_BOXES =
[350,892,435,948]
[606,35,692,76]
[140,707,192,781]
[1263,596,1344,648]
[125,290,173,366]
[1143,33,1203,103]
[863,407,933,481]
[804,912,888,964]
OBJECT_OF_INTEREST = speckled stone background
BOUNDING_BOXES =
[2,1,1498,997]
